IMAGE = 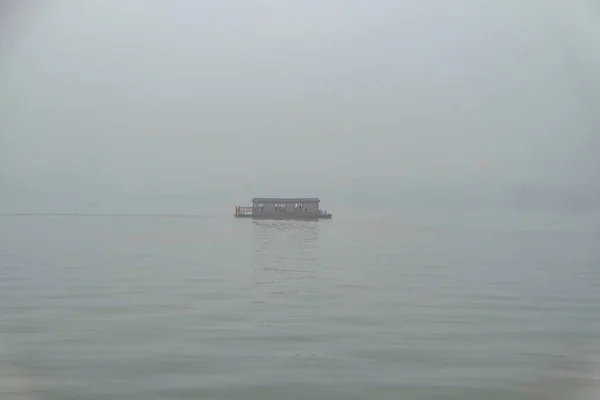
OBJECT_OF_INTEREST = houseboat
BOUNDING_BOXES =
[235,197,332,220]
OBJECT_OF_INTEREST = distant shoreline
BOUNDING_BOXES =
[0,213,216,218]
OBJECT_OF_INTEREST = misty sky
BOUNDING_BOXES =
[1,1,599,210]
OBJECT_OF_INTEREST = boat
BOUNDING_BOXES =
[234,197,332,220]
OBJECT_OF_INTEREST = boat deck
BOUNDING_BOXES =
[234,212,332,220]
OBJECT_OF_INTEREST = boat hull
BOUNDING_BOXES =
[235,213,331,220]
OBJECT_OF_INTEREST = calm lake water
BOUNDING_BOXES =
[1,208,599,399]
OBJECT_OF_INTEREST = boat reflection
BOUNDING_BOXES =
[250,220,320,298]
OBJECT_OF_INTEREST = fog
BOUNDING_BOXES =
[1,1,599,213]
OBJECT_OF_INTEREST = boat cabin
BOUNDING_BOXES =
[235,197,331,219]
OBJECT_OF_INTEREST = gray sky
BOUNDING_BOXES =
[1,0,599,211]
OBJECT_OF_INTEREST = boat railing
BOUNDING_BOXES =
[235,206,253,215]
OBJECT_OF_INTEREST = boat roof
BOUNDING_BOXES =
[252,197,320,203]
